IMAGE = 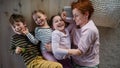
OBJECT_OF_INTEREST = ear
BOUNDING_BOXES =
[85,11,89,18]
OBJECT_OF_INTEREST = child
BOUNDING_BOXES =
[9,13,62,68]
[31,10,57,61]
[49,15,80,68]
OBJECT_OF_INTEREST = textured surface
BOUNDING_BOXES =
[91,0,120,28]
[98,25,120,68]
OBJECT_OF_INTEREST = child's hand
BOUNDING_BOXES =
[45,43,52,52]
[61,11,67,21]
[15,47,23,54]
[21,27,29,35]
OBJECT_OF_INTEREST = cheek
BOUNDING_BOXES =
[53,23,58,29]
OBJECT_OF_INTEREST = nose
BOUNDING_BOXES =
[58,20,61,23]
[73,16,76,21]
[37,17,41,21]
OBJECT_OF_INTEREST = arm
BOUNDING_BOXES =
[26,32,39,45]
[9,36,16,54]
[67,29,95,56]
[52,32,68,60]
[68,49,81,56]
[77,29,96,55]
[45,43,81,56]
[22,27,39,45]
[9,36,26,54]
[61,11,75,32]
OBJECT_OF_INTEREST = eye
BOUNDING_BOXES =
[38,16,41,18]
[74,14,78,17]
[16,24,20,26]
[60,19,63,21]
[55,20,58,23]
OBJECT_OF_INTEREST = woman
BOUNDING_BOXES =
[66,0,100,68]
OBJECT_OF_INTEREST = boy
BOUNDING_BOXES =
[9,13,62,68]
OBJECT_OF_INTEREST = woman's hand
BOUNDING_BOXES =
[68,49,81,56]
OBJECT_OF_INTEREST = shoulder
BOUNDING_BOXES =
[35,27,40,31]
[52,30,61,36]
[52,30,60,34]
[12,34,21,39]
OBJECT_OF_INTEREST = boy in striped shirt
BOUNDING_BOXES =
[9,13,62,68]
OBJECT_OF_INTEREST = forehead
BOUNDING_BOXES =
[33,12,43,16]
[33,12,44,19]
[13,21,24,25]
[72,8,81,14]
[53,16,61,20]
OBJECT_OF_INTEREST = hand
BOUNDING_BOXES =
[45,43,52,52]
[68,49,81,56]
[15,47,23,54]
[21,27,29,35]
[61,11,67,21]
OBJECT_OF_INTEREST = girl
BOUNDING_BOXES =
[49,15,80,68]
[24,10,57,62]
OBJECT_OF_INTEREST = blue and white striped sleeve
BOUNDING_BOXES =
[26,32,39,45]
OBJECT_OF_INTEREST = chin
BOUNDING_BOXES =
[14,30,22,35]
[76,25,81,29]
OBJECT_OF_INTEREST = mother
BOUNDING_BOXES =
[68,0,100,68]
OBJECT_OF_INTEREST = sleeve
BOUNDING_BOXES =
[35,27,40,40]
[65,19,75,33]
[26,32,39,45]
[52,31,68,60]
[77,29,96,55]
[9,36,16,54]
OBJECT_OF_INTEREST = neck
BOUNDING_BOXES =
[40,21,50,28]
[80,19,89,28]
[60,29,66,34]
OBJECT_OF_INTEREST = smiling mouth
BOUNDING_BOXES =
[58,24,64,27]
[37,22,42,24]
[15,28,22,32]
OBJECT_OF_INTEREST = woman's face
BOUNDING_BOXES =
[72,8,88,28]
[32,12,47,26]
[53,16,65,31]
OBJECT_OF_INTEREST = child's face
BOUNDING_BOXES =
[53,16,65,31]
[32,12,47,26]
[11,21,26,34]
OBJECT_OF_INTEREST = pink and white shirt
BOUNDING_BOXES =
[52,29,71,60]
[70,20,100,67]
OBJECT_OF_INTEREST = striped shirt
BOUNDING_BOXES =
[35,27,52,51]
[9,33,41,65]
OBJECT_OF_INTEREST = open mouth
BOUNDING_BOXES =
[15,28,22,32]
[57,24,64,27]
[37,19,44,25]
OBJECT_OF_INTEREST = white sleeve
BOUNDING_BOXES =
[52,31,68,60]
[77,29,96,54]
[65,18,75,33]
